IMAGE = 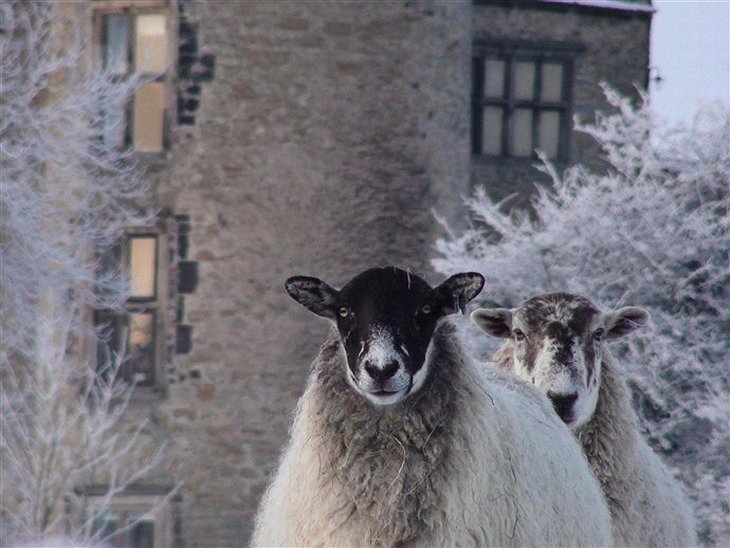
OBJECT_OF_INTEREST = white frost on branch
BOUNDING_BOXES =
[1,0,151,361]
[1,2,169,545]
[433,87,729,545]
[1,306,169,546]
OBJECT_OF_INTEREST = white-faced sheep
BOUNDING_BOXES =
[252,268,612,546]
[472,292,697,547]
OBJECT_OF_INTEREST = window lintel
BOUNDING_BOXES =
[474,38,586,58]
[92,0,169,12]
[75,483,177,499]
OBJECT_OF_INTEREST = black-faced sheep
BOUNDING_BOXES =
[253,268,612,546]
[473,292,696,546]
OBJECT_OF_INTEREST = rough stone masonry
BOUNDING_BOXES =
[76,0,651,544]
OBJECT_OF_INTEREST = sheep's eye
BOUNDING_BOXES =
[592,328,605,341]
[512,329,526,341]
[419,304,431,315]
[339,307,351,318]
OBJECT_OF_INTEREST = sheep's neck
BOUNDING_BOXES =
[575,356,640,509]
[494,342,643,527]
[309,324,466,546]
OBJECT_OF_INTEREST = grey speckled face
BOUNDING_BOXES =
[510,294,603,428]
[472,293,649,429]
[286,267,485,406]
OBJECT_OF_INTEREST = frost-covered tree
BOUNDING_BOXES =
[433,87,729,545]
[0,312,169,546]
[1,1,168,544]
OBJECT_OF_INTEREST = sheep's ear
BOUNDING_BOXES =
[471,308,513,338]
[433,272,485,316]
[285,276,339,320]
[604,306,650,339]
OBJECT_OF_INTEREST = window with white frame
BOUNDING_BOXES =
[99,7,170,152]
[96,231,163,389]
[77,486,179,548]
[93,507,156,548]
[472,42,580,161]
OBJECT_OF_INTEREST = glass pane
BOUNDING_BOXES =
[92,515,118,542]
[539,110,561,159]
[102,99,126,149]
[104,14,129,76]
[97,241,122,285]
[95,312,124,378]
[132,82,165,152]
[481,107,503,155]
[129,312,155,385]
[135,14,167,74]
[129,236,157,299]
[514,61,536,100]
[129,519,155,548]
[483,59,505,98]
[542,63,564,102]
[513,108,533,157]
[130,314,154,350]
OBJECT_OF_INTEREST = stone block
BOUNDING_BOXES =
[177,114,195,125]
[195,383,215,402]
[175,324,193,354]
[199,53,215,69]
[178,261,198,293]
[191,68,214,83]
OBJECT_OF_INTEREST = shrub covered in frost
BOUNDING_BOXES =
[433,87,729,545]
[1,2,169,545]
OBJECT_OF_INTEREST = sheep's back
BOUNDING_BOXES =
[580,359,697,547]
[453,367,613,546]
[253,326,613,546]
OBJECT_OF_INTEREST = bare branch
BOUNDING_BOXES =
[1,2,173,545]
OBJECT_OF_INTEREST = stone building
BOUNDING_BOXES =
[67,0,652,545]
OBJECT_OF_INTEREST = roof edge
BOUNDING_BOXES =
[475,0,654,19]
[540,0,654,14]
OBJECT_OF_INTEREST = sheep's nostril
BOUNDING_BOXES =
[364,360,399,382]
[547,391,578,422]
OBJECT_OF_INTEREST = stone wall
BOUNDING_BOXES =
[156,1,472,544]
[72,1,650,545]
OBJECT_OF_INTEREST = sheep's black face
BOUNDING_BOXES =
[335,269,443,405]
[286,267,484,406]
[472,293,649,429]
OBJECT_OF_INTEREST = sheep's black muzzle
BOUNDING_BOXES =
[547,391,578,423]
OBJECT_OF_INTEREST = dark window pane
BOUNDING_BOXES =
[92,515,118,544]
[97,242,121,277]
[128,312,156,386]
[102,100,127,150]
[95,311,125,380]
[129,519,155,548]
[104,14,130,76]
[96,241,122,298]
